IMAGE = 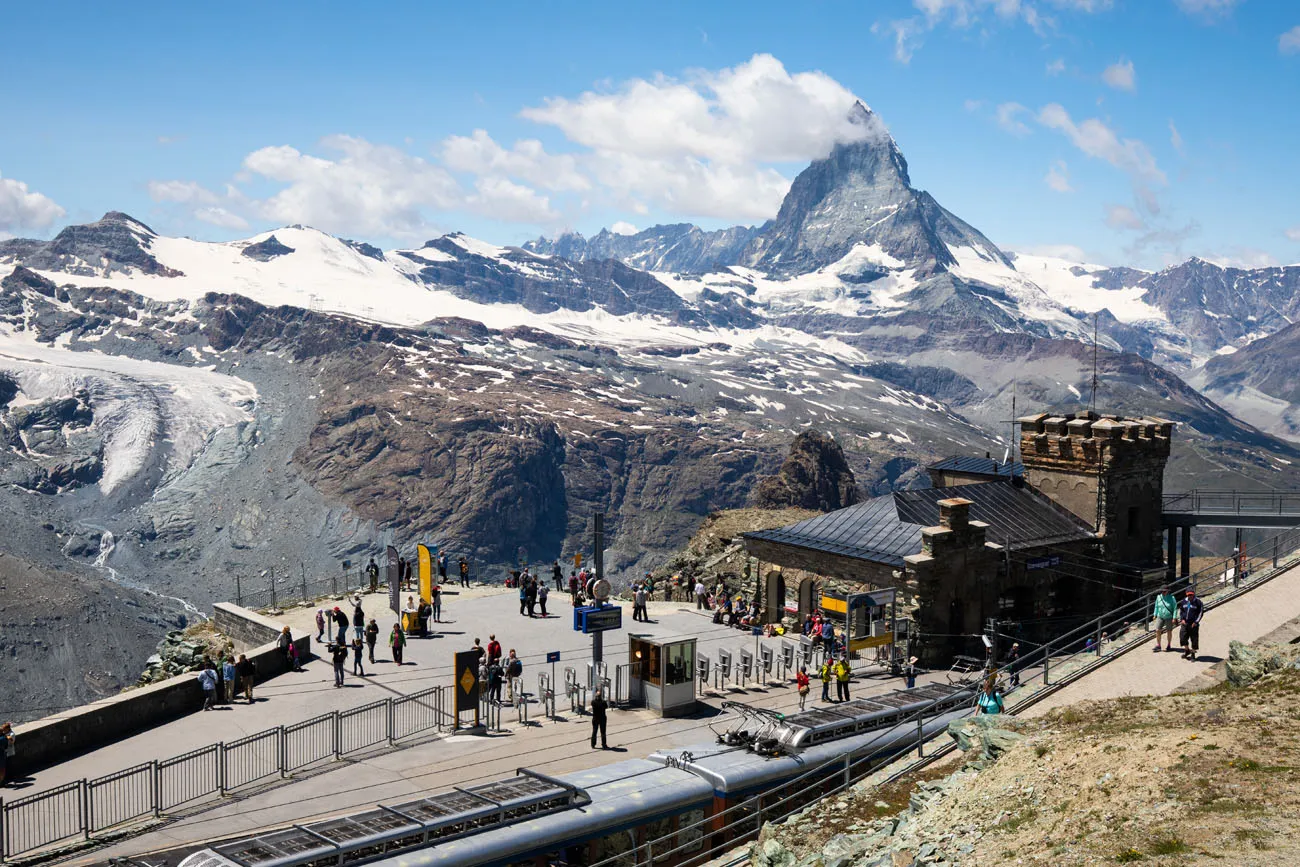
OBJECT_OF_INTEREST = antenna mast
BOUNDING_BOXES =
[1089,313,1099,413]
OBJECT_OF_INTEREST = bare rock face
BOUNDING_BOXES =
[750,430,860,512]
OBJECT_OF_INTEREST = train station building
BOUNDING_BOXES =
[743,410,1175,661]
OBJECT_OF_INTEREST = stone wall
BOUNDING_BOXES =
[12,604,310,775]
[214,602,291,652]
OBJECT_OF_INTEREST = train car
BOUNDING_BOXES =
[179,761,714,867]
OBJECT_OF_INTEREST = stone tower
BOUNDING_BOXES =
[1017,411,1173,566]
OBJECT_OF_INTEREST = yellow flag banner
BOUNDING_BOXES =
[417,543,433,604]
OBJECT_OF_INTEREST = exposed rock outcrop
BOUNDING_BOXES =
[751,430,860,512]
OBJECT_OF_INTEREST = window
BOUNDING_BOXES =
[665,643,694,685]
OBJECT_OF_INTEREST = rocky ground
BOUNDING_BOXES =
[750,642,1300,867]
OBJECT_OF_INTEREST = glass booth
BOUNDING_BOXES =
[628,635,697,717]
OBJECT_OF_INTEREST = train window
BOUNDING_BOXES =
[644,816,673,863]
[676,808,705,855]
[591,830,635,867]
[665,643,693,686]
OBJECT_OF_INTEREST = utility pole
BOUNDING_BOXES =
[1090,312,1100,413]
[592,513,605,677]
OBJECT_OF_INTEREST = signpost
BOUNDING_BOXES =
[453,649,481,729]
[547,650,560,697]
[845,589,899,654]
[386,545,400,615]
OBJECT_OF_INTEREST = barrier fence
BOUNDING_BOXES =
[0,686,451,861]
[233,562,485,611]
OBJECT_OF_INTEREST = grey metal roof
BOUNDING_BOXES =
[744,479,1093,567]
[927,455,1023,477]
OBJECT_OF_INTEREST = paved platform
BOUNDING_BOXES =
[1022,560,1300,716]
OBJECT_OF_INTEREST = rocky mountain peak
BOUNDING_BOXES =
[750,430,861,512]
[99,211,157,235]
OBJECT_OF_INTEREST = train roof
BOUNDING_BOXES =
[647,708,971,796]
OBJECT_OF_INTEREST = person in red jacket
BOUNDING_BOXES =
[795,667,811,711]
[487,634,502,665]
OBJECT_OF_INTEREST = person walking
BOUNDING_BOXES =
[538,582,549,617]
[390,623,406,665]
[315,608,326,643]
[278,626,294,668]
[834,656,851,702]
[331,641,348,687]
[1177,588,1205,661]
[366,557,379,593]
[569,572,580,606]
[365,617,379,664]
[236,654,256,702]
[351,637,366,677]
[0,723,13,788]
[590,689,609,749]
[431,584,442,622]
[695,580,707,610]
[352,602,365,641]
[1152,586,1177,652]
[977,677,1005,714]
[796,667,811,711]
[458,557,470,588]
[198,663,218,710]
[222,656,237,703]
[1006,642,1022,688]
[904,656,918,690]
[506,650,523,702]
[819,659,833,703]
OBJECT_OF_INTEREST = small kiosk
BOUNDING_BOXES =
[627,635,697,717]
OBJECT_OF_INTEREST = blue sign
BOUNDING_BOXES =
[573,604,623,634]
[546,651,561,663]
[751,627,763,637]
[1027,555,1063,571]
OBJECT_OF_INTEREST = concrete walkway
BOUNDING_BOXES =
[1022,560,1300,716]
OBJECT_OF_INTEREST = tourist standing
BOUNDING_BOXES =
[236,654,256,702]
[553,560,564,592]
[352,602,365,641]
[1177,588,1205,661]
[819,659,833,703]
[487,658,503,702]
[431,584,442,621]
[351,637,365,677]
[539,582,549,617]
[519,581,529,617]
[438,552,448,584]
[315,608,326,643]
[390,623,406,665]
[526,578,538,618]
[1152,586,1177,652]
[278,626,294,667]
[506,650,523,702]
[332,607,348,645]
[1006,642,1021,688]
[904,656,918,689]
[366,557,379,593]
[634,584,648,621]
[695,580,707,609]
[590,689,609,749]
[487,634,502,666]
[569,572,580,605]
[223,656,237,703]
[0,723,13,788]
[977,677,1004,714]
[834,656,851,702]
[331,641,348,687]
[459,557,470,587]
[796,667,810,711]
[198,663,218,710]
[365,618,379,663]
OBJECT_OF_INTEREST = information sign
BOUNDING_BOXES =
[572,605,623,634]
[546,651,561,663]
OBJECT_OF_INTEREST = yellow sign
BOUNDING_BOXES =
[849,633,894,651]
[459,666,477,695]
[417,544,433,604]
[574,552,583,568]
[820,594,847,616]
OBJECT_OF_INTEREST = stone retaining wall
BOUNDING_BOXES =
[13,604,310,775]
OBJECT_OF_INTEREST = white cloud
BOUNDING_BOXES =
[0,172,65,233]
[147,180,219,205]
[996,102,1032,136]
[610,221,639,236]
[521,53,882,221]
[1169,120,1185,156]
[464,176,557,224]
[1045,160,1073,192]
[1286,226,1300,242]
[241,135,465,238]
[878,0,1110,62]
[1102,58,1136,91]
[1173,0,1242,19]
[1280,26,1300,55]
[194,207,249,230]
[1203,249,1279,269]
[440,130,589,192]
[1037,104,1165,209]
[1046,58,1066,76]
[1105,204,1145,231]
[1049,0,1111,10]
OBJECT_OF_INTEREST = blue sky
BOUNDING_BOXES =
[1,0,1297,269]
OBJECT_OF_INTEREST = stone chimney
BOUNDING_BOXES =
[937,497,972,532]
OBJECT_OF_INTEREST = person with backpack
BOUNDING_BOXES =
[1152,586,1177,653]
[486,658,504,702]
[796,667,811,711]
[506,650,523,702]
[352,602,365,641]
[819,659,833,703]
[1177,588,1205,661]
[365,618,380,664]
[390,623,406,665]
[977,677,1005,714]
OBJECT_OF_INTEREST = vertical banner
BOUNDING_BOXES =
[387,545,400,615]
[417,543,433,604]
[454,649,481,728]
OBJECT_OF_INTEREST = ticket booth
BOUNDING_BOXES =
[628,635,697,717]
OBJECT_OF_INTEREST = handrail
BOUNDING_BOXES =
[1162,489,1300,514]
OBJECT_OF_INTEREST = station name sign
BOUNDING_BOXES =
[573,604,623,634]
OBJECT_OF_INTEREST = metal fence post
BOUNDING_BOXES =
[1,795,6,860]
[916,717,924,757]
[218,743,227,795]
[333,712,341,760]
[235,575,242,607]
[332,571,339,597]
[1095,621,1102,656]
[277,726,286,779]
[81,780,91,841]
[270,574,277,611]
[152,760,162,817]
[387,699,395,746]
[1043,641,1051,686]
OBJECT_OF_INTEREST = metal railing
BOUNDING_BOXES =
[233,561,484,611]
[1163,489,1300,515]
[0,685,451,860]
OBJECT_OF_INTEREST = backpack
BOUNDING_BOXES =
[508,659,523,678]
